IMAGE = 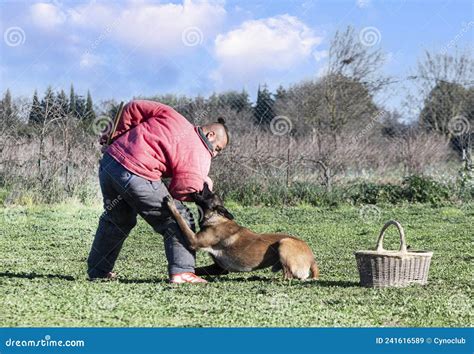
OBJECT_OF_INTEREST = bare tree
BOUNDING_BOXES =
[416,51,473,132]
[272,26,390,188]
[411,50,474,160]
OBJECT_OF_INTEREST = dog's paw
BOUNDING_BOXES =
[163,196,174,208]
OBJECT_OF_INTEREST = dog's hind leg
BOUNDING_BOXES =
[278,241,296,280]
[278,238,311,280]
[310,261,319,280]
[282,264,294,280]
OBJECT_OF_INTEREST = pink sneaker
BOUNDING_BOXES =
[170,272,208,284]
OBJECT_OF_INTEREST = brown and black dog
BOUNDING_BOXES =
[164,184,319,280]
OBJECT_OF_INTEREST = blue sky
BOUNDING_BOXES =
[0,0,472,113]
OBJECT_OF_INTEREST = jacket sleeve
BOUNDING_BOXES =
[111,100,167,141]
[168,173,212,201]
[168,141,213,201]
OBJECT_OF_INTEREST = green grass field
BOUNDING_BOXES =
[0,202,472,327]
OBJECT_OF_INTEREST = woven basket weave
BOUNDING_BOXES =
[355,220,433,288]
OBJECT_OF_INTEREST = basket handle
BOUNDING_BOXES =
[375,220,407,253]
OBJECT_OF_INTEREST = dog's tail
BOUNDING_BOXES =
[310,261,319,280]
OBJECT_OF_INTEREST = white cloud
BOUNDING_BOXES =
[30,3,66,30]
[67,0,226,53]
[79,53,103,69]
[313,50,328,62]
[212,15,322,85]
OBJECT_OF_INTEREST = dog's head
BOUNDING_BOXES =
[192,183,234,225]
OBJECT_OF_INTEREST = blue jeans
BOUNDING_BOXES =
[87,153,196,278]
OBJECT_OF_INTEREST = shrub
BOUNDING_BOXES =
[221,175,460,207]
[402,175,451,205]
[343,182,404,205]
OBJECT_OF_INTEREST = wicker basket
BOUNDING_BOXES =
[355,220,433,288]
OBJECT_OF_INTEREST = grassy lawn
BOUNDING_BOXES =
[0,201,472,327]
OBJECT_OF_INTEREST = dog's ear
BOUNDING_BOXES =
[202,182,212,195]
[215,205,234,220]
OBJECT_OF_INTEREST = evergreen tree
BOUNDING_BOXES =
[29,90,44,124]
[41,86,56,120]
[75,95,86,120]
[253,84,275,126]
[274,85,287,102]
[69,84,76,117]
[213,90,251,112]
[2,89,13,121]
[236,89,251,112]
[0,89,14,124]
[57,89,69,116]
[273,85,288,115]
[85,90,96,121]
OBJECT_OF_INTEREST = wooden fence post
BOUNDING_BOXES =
[286,135,292,187]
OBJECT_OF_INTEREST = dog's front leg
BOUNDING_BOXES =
[164,196,200,250]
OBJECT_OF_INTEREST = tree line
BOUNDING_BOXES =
[1,85,96,127]
[0,26,472,204]
[0,26,472,157]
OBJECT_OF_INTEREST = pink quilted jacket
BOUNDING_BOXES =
[104,100,213,201]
